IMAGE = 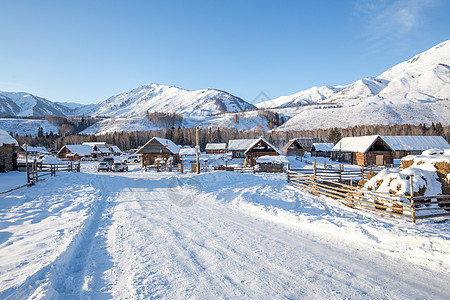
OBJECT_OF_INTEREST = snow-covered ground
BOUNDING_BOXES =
[0,163,449,299]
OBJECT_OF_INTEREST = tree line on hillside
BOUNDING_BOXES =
[14,122,450,152]
[145,111,183,128]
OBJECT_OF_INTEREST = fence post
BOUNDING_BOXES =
[410,175,415,223]
[313,159,316,178]
[34,159,38,183]
[339,164,342,183]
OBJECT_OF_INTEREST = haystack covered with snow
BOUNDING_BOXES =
[364,148,450,196]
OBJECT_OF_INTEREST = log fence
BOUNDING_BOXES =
[287,162,450,223]
[1,161,81,195]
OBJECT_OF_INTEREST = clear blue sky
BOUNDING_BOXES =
[1,0,449,104]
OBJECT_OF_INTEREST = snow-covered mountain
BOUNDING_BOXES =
[256,85,343,108]
[277,39,450,131]
[75,83,255,118]
[0,91,78,117]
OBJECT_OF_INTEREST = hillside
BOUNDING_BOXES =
[277,39,450,131]
[256,85,343,108]
[0,91,79,117]
[75,83,255,118]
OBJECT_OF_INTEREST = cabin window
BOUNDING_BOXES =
[236,151,245,157]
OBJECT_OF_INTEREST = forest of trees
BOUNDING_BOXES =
[145,111,183,128]
[44,115,99,136]
[14,122,450,153]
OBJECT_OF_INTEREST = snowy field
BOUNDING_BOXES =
[0,163,449,299]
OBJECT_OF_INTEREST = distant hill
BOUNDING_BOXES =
[0,91,79,117]
[74,83,255,118]
[276,39,450,131]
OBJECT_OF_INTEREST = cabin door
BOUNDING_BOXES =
[375,155,384,165]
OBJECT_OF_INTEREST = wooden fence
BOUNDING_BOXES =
[26,161,80,184]
[287,166,450,223]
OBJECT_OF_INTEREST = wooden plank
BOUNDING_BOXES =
[413,200,450,205]
[413,195,450,200]
[414,207,450,211]
[415,212,450,219]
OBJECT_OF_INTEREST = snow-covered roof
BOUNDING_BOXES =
[96,145,111,154]
[136,137,181,154]
[205,143,227,150]
[244,137,281,155]
[381,136,450,151]
[82,142,107,146]
[332,135,393,153]
[59,145,94,156]
[26,146,50,153]
[179,148,197,155]
[312,143,334,152]
[256,155,288,164]
[0,129,18,146]
[228,139,259,151]
[110,145,122,153]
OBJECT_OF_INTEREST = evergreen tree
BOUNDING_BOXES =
[327,128,342,144]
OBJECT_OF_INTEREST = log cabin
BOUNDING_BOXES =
[332,135,394,166]
[205,143,227,154]
[228,137,280,166]
[0,129,19,172]
[135,137,181,167]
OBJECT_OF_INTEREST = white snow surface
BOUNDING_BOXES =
[0,163,449,299]
[0,129,18,146]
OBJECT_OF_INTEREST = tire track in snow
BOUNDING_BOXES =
[0,174,111,299]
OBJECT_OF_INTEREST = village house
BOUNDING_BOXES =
[332,135,394,166]
[82,142,111,158]
[228,137,280,166]
[0,129,19,172]
[311,143,334,157]
[109,145,123,156]
[57,145,95,161]
[205,143,227,154]
[283,138,319,156]
[135,137,181,167]
[380,136,450,159]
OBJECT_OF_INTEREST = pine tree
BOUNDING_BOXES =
[327,128,342,144]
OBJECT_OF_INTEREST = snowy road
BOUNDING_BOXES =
[1,165,449,299]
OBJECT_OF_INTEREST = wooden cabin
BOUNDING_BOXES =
[381,136,450,159]
[311,143,334,157]
[228,139,258,159]
[283,139,305,157]
[0,129,19,172]
[82,142,111,158]
[332,135,394,166]
[228,137,280,166]
[135,137,181,168]
[205,143,227,154]
[109,145,123,156]
[57,145,94,161]
[283,138,319,156]
[244,137,280,167]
